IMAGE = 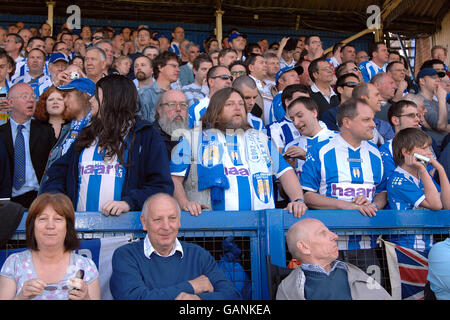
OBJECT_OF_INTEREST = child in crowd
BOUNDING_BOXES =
[387,128,450,250]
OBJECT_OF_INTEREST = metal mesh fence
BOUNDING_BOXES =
[3,229,255,300]
[284,228,450,296]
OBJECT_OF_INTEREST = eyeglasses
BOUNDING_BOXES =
[12,94,36,100]
[397,113,421,119]
[211,74,233,81]
[161,102,188,110]
[343,81,359,88]
[93,36,103,40]
[165,63,180,69]
[230,71,246,76]
[437,71,446,78]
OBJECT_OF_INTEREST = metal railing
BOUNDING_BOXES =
[9,209,450,300]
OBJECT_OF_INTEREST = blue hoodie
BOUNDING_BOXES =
[40,119,174,211]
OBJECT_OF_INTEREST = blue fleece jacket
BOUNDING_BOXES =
[109,240,241,300]
[40,119,174,211]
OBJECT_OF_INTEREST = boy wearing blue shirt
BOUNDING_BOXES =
[387,128,450,250]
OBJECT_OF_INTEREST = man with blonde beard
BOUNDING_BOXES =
[154,90,189,158]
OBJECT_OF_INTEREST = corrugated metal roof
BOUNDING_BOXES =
[1,0,448,35]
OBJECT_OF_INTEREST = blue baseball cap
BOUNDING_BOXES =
[275,65,304,84]
[228,32,246,43]
[416,68,438,81]
[57,78,96,97]
[153,32,167,40]
[48,52,69,64]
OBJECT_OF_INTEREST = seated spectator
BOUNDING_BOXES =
[181,54,212,107]
[110,193,241,300]
[0,193,101,300]
[276,218,391,300]
[387,128,450,250]
[154,89,188,158]
[34,85,66,139]
[171,87,307,217]
[321,73,360,131]
[417,67,450,149]
[41,75,174,214]
[370,72,396,122]
[308,57,340,118]
[427,237,450,300]
[352,82,394,146]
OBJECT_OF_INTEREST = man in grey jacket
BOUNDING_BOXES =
[276,218,392,300]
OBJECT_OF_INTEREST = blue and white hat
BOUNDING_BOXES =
[275,65,304,84]
[57,78,96,97]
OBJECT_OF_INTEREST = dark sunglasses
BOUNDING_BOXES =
[437,71,446,78]
[211,74,233,81]
[343,81,359,88]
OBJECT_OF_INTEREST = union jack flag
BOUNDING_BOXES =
[381,239,429,300]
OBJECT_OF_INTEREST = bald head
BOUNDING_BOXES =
[286,218,316,258]
[286,218,339,267]
[141,193,181,221]
[8,82,32,99]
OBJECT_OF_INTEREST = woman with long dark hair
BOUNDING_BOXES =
[41,74,174,215]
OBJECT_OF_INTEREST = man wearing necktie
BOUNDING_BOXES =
[0,83,56,208]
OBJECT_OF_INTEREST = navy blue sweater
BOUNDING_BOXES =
[40,119,174,211]
[303,267,352,300]
[109,240,241,300]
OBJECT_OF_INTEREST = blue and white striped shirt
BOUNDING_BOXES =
[358,60,388,83]
[76,140,128,212]
[301,134,385,250]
